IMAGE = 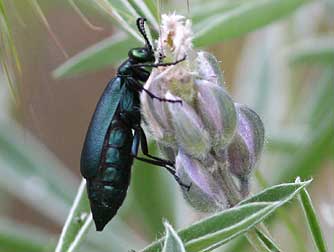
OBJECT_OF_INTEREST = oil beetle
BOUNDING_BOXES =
[80,17,189,231]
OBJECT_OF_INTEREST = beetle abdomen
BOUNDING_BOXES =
[87,120,134,231]
[87,179,127,231]
[80,77,123,179]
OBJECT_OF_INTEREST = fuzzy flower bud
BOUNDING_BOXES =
[196,81,237,151]
[227,104,265,181]
[166,92,211,160]
[195,51,225,86]
[141,14,265,211]
[175,150,227,211]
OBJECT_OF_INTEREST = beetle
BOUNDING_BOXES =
[80,17,189,231]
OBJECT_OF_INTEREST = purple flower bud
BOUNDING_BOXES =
[166,92,211,160]
[140,14,265,209]
[141,77,175,144]
[176,150,229,212]
[196,81,237,150]
[227,104,265,180]
[195,51,225,86]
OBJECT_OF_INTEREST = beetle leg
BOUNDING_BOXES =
[137,126,174,166]
[131,128,191,191]
[142,88,182,104]
[131,128,173,166]
[130,55,186,68]
[133,67,150,82]
[128,78,182,104]
[134,156,191,191]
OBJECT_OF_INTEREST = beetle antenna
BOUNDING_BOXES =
[137,17,153,52]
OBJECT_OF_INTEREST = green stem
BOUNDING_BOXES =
[297,178,327,252]
[246,230,271,252]
[217,163,242,206]
[255,228,281,252]
[255,170,308,252]
[218,165,274,252]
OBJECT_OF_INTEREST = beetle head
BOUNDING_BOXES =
[128,18,155,63]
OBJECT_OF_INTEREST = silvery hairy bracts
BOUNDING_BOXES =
[141,14,265,212]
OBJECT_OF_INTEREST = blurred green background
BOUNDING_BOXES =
[0,0,333,251]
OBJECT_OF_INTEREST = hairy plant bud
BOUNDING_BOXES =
[175,150,228,211]
[166,92,211,160]
[196,81,237,151]
[227,104,265,180]
[195,51,225,86]
[141,14,265,212]
[141,81,176,144]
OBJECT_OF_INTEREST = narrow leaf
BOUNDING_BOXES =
[308,66,334,128]
[0,0,21,101]
[255,228,281,252]
[68,0,103,31]
[191,0,242,23]
[142,0,158,20]
[0,122,77,223]
[141,180,311,252]
[55,179,92,252]
[162,222,186,252]
[125,143,177,239]
[0,219,51,252]
[94,0,143,42]
[128,0,159,31]
[193,0,310,46]
[288,36,334,65]
[0,123,143,251]
[239,180,311,205]
[184,203,276,252]
[53,33,137,78]
[30,0,69,58]
[277,112,334,182]
[297,178,327,252]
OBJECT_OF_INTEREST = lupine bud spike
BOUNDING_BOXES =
[166,92,211,161]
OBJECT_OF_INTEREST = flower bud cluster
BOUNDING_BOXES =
[141,14,265,212]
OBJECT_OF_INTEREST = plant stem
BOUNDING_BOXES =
[218,164,275,252]
[246,230,271,252]
[255,170,308,252]
[297,178,327,252]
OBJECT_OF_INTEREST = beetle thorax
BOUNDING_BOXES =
[117,60,134,76]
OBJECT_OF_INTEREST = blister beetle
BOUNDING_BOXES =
[80,17,189,231]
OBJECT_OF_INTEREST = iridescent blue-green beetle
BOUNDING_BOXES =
[80,17,189,231]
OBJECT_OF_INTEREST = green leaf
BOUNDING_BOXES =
[142,0,158,20]
[53,33,137,78]
[141,180,311,252]
[191,0,243,23]
[297,178,327,252]
[277,112,334,183]
[255,228,281,252]
[308,66,334,128]
[193,0,310,46]
[0,122,144,251]
[288,37,334,65]
[0,122,77,223]
[162,222,186,252]
[53,0,312,78]
[0,219,51,252]
[238,181,310,205]
[95,0,144,42]
[266,132,302,154]
[127,0,159,32]
[183,203,275,252]
[0,0,21,101]
[55,179,92,252]
[123,143,177,239]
